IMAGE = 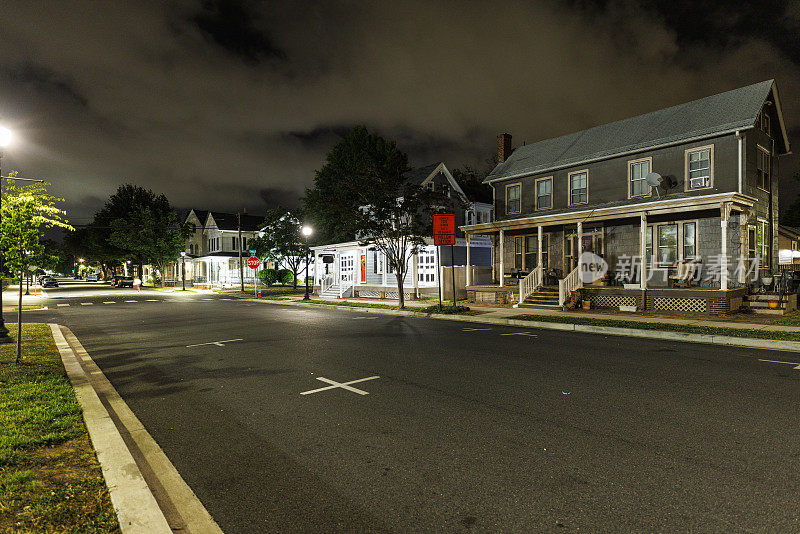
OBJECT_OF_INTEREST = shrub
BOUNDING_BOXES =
[258,268,278,286]
[277,269,294,285]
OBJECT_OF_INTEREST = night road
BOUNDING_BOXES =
[23,283,800,533]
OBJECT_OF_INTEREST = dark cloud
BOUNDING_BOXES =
[0,0,796,228]
[192,0,286,64]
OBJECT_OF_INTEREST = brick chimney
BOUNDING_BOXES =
[497,133,512,162]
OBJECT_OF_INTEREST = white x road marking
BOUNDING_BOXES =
[463,327,492,331]
[186,338,244,348]
[500,332,538,337]
[759,359,800,370]
[300,375,380,396]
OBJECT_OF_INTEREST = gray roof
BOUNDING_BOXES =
[403,162,441,186]
[486,80,780,183]
[208,212,265,231]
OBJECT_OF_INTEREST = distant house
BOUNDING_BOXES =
[310,162,493,299]
[461,80,792,314]
[165,210,266,288]
[778,225,800,266]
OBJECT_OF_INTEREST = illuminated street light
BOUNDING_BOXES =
[0,125,12,343]
[0,126,11,148]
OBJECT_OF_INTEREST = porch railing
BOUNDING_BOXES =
[558,265,582,306]
[519,264,543,303]
[339,272,354,299]
[320,274,335,294]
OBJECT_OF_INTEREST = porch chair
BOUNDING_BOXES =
[668,259,700,288]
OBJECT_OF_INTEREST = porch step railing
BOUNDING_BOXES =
[320,274,335,294]
[519,264,544,303]
[339,272,355,299]
[558,265,582,306]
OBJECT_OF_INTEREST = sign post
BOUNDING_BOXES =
[247,256,260,297]
[433,214,456,308]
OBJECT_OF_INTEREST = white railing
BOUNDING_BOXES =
[339,272,354,299]
[320,274,335,294]
[558,265,582,306]
[519,264,544,303]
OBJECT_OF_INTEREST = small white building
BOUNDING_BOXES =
[310,162,493,299]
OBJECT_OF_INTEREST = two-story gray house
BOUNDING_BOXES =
[461,80,791,315]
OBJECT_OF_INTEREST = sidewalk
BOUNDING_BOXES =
[1,286,46,310]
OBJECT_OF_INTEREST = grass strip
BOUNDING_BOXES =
[12,305,46,311]
[510,314,800,342]
[304,299,399,310]
[0,323,119,533]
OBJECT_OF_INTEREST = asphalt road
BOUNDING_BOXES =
[20,282,800,533]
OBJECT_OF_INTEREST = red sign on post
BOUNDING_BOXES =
[247,256,260,269]
[433,214,456,246]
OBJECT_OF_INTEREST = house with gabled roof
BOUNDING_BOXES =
[310,162,493,300]
[460,80,792,315]
[164,209,267,288]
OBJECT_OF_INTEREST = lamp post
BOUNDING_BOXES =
[302,225,312,301]
[180,251,186,291]
[0,126,13,343]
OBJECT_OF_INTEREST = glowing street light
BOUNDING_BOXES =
[0,126,11,149]
[0,125,12,343]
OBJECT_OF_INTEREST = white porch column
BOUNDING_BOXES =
[537,226,543,270]
[721,202,729,291]
[381,252,386,286]
[640,213,647,290]
[499,229,505,287]
[412,248,419,298]
[465,235,471,286]
[577,221,583,273]
[739,213,747,284]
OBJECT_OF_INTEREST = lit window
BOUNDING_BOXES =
[657,224,678,265]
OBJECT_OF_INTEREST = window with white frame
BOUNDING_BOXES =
[657,224,678,265]
[646,221,697,266]
[682,222,696,259]
[686,147,712,189]
[569,171,588,205]
[629,159,651,198]
[535,177,552,210]
[756,220,768,264]
[506,184,521,214]
[466,210,474,226]
[417,248,436,283]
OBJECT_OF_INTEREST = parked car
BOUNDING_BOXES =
[41,276,59,288]
[86,273,98,281]
[112,275,134,288]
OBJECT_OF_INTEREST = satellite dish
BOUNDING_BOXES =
[645,172,663,199]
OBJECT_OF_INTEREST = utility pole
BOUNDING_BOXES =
[238,211,244,293]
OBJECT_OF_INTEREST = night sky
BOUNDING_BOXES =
[1,0,798,226]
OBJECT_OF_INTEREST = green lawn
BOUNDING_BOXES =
[0,323,119,532]
[511,314,800,342]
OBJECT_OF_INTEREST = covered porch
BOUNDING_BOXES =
[460,193,759,314]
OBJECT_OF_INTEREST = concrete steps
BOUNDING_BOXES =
[319,286,341,299]
[519,286,561,310]
[743,293,788,315]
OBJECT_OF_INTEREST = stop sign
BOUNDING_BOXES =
[247,256,260,269]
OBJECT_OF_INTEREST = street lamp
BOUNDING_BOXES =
[180,251,186,291]
[0,126,13,343]
[302,225,313,301]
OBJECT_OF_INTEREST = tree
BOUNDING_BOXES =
[249,208,306,289]
[451,157,495,204]
[782,169,800,227]
[0,174,72,362]
[107,201,186,286]
[304,126,390,244]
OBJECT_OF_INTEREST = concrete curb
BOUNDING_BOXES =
[53,324,224,534]
[245,298,800,352]
[50,324,172,534]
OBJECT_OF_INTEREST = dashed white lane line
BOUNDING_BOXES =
[103,301,115,304]
[81,302,93,306]
[221,298,233,301]
[146,299,159,302]
[759,358,800,370]
[57,303,70,307]
[500,332,538,337]
[125,300,137,303]
[353,316,377,320]
[463,327,492,331]
[202,298,214,301]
